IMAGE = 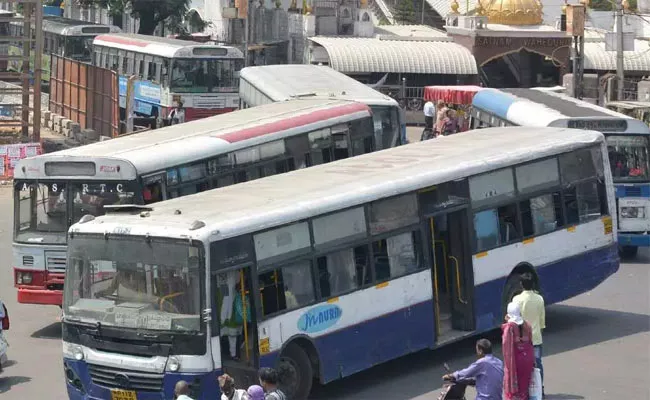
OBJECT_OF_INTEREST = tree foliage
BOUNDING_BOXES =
[76,0,203,35]
[393,0,416,24]
[589,0,637,11]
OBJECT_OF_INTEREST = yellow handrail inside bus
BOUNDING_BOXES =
[159,292,184,312]
[430,218,441,338]
[434,240,450,293]
[449,256,468,305]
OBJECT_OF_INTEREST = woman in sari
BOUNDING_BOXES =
[502,301,535,400]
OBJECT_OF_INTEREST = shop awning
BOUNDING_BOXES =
[424,85,483,104]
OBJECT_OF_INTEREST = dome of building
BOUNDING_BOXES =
[484,0,543,25]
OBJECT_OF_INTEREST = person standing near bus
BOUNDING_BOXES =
[259,368,287,400]
[513,274,546,397]
[168,101,185,125]
[423,100,435,131]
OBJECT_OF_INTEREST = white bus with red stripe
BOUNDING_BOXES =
[13,99,379,306]
[92,33,244,121]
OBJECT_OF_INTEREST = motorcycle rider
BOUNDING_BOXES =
[442,339,503,400]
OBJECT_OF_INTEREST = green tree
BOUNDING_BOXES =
[590,0,637,11]
[394,0,416,24]
[76,0,205,35]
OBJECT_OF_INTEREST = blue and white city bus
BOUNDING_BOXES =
[470,88,650,258]
[63,126,618,400]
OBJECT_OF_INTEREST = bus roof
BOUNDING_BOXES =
[72,127,604,241]
[16,99,370,179]
[93,33,244,59]
[472,88,650,135]
[472,88,650,134]
[239,65,398,107]
[42,16,121,35]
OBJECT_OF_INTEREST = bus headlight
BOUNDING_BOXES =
[63,343,85,361]
[16,271,32,284]
[621,206,645,219]
[167,357,181,372]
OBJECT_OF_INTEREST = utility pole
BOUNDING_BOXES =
[420,0,425,24]
[33,0,42,141]
[243,0,249,67]
[616,0,625,101]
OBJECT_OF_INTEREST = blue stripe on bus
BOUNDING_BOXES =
[260,242,619,385]
[471,89,519,120]
[615,183,650,198]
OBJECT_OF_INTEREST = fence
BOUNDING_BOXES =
[49,54,119,138]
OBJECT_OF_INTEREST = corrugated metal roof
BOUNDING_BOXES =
[584,40,650,71]
[374,24,447,38]
[309,37,478,75]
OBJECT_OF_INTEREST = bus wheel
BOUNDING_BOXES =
[278,343,313,400]
[620,245,638,259]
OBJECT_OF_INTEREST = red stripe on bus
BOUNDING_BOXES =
[94,35,149,48]
[220,102,370,143]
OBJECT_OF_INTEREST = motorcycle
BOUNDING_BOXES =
[437,362,476,400]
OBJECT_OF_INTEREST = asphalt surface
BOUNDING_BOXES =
[0,129,648,399]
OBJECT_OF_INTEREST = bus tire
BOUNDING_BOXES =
[620,245,638,259]
[278,343,313,400]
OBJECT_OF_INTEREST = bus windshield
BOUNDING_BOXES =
[607,135,650,183]
[64,236,202,333]
[14,181,137,245]
[170,58,242,93]
[65,36,93,61]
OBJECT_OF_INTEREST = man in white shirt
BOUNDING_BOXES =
[174,381,194,400]
[219,374,248,400]
[423,100,435,131]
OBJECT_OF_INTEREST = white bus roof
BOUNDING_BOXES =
[239,65,398,107]
[93,33,244,59]
[42,16,121,36]
[15,99,371,180]
[72,127,605,242]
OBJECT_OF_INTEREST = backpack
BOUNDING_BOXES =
[1,304,8,331]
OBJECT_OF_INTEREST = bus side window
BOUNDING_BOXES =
[259,261,315,316]
[143,182,163,205]
[285,135,310,170]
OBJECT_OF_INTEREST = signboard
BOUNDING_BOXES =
[0,142,43,181]
[567,119,628,132]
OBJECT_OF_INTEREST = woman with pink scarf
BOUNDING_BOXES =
[502,301,535,400]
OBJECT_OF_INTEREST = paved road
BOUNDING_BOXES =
[0,184,648,399]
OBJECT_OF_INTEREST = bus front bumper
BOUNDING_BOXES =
[618,232,650,247]
[17,287,63,305]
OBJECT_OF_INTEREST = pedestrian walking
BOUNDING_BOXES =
[247,385,265,400]
[174,380,194,400]
[168,101,185,125]
[502,301,535,400]
[513,274,546,396]
[423,100,435,132]
[0,298,9,373]
[258,367,286,400]
[219,374,248,400]
[442,338,503,400]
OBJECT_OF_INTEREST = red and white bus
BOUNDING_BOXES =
[14,99,383,306]
[92,33,244,121]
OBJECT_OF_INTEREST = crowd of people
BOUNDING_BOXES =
[422,99,463,138]
[444,274,546,400]
[173,367,286,400]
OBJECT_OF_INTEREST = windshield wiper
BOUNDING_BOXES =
[64,317,103,335]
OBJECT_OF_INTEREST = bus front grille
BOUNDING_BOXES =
[45,252,66,274]
[88,363,164,392]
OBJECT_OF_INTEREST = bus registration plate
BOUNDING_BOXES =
[111,389,137,400]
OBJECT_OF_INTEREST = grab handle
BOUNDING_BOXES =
[449,256,468,304]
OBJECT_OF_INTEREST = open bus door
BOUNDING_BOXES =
[418,180,476,344]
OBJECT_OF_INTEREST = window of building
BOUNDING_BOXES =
[317,245,371,298]
[259,260,315,316]
[372,231,422,281]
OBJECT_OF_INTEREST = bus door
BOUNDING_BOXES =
[211,265,260,388]
[419,181,475,344]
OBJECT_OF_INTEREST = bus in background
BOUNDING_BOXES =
[14,99,377,306]
[62,126,617,400]
[7,16,120,86]
[470,88,650,258]
[92,34,244,122]
[239,64,404,148]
